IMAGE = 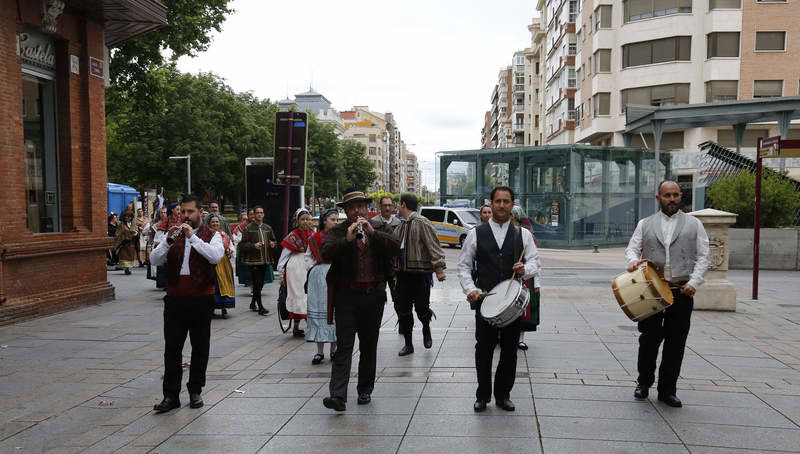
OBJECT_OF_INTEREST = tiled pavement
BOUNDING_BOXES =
[0,248,799,453]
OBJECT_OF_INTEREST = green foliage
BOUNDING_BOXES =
[367,190,399,204]
[707,171,800,228]
[109,0,233,109]
[304,122,376,202]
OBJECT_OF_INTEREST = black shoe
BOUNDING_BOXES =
[258,308,269,316]
[422,324,432,349]
[496,399,515,411]
[153,396,180,413]
[357,393,371,405]
[398,344,414,356]
[518,341,529,350]
[658,394,682,408]
[312,353,324,365]
[330,351,336,361]
[250,301,257,312]
[634,384,649,399]
[189,393,203,409]
[124,268,131,275]
[323,396,346,412]
[473,399,488,412]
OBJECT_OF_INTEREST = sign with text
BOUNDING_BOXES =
[759,136,781,158]
[273,111,308,186]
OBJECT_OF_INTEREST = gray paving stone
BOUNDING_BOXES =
[207,397,308,415]
[538,416,680,443]
[535,398,657,419]
[277,414,411,436]
[755,393,800,426]
[659,404,796,428]
[152,434,269,454]
[422,382,531,397]
[532,383,635,401]
[233,383,323,398]
[407,414,538,438]
[298,396,418,415]
[313,382,425,398]
[687,446,785,454]
[398,436,541,454]
[542,439,688,453]
[414,396,535,415]
[673,423,800,451]
[258,435,401,454]
[178,413,290,435]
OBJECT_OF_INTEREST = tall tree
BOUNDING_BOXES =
[340,139,377,190]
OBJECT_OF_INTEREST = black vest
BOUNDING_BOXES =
[475,222,523,292]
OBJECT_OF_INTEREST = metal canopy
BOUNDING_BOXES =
[625,96,800,135]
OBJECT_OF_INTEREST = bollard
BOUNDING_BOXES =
[592,244,599,253]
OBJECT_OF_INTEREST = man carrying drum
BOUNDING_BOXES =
[625,180,710,408]
[457,186,541,412]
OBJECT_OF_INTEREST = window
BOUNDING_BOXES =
[446,211,460,225]
[631,131,685,149]
[594,49,611,72]
[707,32,740,57]
[753,80,783,98]
[621,83,690,112]
[369,134,377,142]
[623,36,691,68]
[755,31,786,51]
[705,81,738,102]
[709,0,740,8]
[593,92,611,116]
[624,0,691,22]
[717,129,769,147]
[595,5,612,29]
[368,147,377,155]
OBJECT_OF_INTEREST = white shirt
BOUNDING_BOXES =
[625,211,710,289]
[458,218,541,296]
[149,228,224,275]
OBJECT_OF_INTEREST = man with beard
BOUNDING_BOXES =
[626,180,710,408]
[321,189,400,412]
[149,194,225,413]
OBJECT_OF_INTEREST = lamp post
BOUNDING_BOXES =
[169,155,191,195]
[335,168,340,201]
[309,160,316,215]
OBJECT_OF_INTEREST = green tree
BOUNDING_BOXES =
[340,139,377,191]
[305,117,341,201]
[707,172,800,228]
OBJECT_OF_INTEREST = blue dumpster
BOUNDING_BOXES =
[107,183,139,215]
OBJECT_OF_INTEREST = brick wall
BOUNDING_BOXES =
[0,0,115,325]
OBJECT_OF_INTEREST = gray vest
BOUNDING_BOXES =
[641,210,698,279]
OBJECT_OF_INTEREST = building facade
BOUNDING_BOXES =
[278,88,345,134]
[0,0,166,324]
[406,152,421,195]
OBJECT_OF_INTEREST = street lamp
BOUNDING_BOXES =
[169,155,191,195]
[309,160,316,215]
[334,168,340,201]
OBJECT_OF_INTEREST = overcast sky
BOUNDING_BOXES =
[177,0,537,188]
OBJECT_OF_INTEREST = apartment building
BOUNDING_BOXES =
[568,0,800,156]
[525,18,547,146]
[406,153,422,195]
[539,0,579,144]
[278,88,345,134]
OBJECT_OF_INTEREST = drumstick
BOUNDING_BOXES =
[505,248,526,296]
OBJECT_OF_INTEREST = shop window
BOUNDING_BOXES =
[755,31,786,51]
[709,0,740,8]
[623,36,691,68]
[20,31,60,233]
[705,80,738,102]
[707,32,740,58]
[753,80,783,98]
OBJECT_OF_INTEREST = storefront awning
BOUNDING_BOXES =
[102,0,168,47]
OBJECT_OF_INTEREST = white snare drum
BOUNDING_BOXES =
[611,263,674,322]
[481,279,530,327]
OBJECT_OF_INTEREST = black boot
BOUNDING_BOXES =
[422,322,432,349]
[250,300,257,312]
[398,333,414,356]
[257,299,269,316]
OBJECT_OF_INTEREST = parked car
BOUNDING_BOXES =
[418,206,481,248]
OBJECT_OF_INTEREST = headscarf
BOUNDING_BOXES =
[281,208,312,253]
[318,208,338,232]
[511,206,526,221]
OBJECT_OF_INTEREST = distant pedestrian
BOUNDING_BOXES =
[232,211,253,287]
[305,209,338,364]
[136,208,148,267]
[209,214,236,318]
[479,204,492,224]
[205,201,231,236]
[107,213,119,266]
[278,208,313,337]
[149,194,225,414]
[239,206,276,315]
[115,211,139,275]
[370,196,401,229]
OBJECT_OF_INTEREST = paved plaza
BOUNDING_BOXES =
[1,248,799,453]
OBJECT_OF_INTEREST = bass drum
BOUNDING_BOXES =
[480,279,530,327]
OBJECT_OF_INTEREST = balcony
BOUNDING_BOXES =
[514,84,525,93]
[513,104,525,113]
[513,122,526,132]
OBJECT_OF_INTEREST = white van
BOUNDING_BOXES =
[418,206,481,248]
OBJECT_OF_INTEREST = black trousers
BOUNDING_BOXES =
[163,295,214,398]
[394,272,432,335]
[250,265,267,308]
[637,289,693,396]
[329,290,385,401]
[475,311,521,401]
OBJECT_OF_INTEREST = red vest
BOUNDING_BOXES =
[166,224,216,296]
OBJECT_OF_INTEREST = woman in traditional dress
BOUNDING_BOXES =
[209,215,236,318]
[107,213,119,266]
[233,210,253,287]
[135,208,148,267]
[278,208,313,337]
[305,209,338,364]
[114,211,139,275]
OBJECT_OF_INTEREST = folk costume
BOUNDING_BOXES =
[239,220,277,315]
[322,191,400,412]
[305,209,338,363]
[114,220,138,274]
[625,209,710,406]
[232,219,253,286]
[277,209,313,333]
[212,227,236,316]
[457,218,540,411]
[149,221,224,412]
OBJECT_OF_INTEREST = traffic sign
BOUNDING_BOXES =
[273,111,308,186]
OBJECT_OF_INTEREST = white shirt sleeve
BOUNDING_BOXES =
[188,231,224,265]
[688,219,711,289]
[625,219,646,267]
[277,248,291,274]
[520,228,540,281]
[457,228,479,296]
[149,239,169,266]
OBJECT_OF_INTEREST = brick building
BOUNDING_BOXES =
[0,0,166,324]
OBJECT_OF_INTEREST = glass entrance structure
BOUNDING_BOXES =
[436,145,675,248]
